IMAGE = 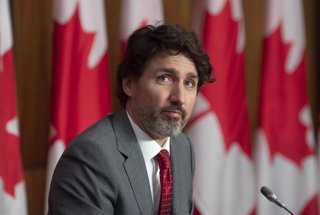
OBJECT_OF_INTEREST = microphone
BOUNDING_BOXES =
[260,186,295,215]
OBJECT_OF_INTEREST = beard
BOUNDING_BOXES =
[139,104,188,137]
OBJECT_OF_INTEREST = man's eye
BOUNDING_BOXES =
[157,75,171,83]
[185,79,196,88]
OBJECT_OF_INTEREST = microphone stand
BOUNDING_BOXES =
[283,206,294,215]
[260,186,295,215]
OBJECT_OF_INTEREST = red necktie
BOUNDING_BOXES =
[156,149,173,215]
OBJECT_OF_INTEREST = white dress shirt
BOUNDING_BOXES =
[126,112,170,215]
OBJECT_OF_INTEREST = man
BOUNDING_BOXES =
[48,24,214,215]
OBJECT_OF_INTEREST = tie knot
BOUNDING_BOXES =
[156,149,170,170]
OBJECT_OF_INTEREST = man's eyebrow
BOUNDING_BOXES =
[188,73,199,80]
[158,67,177,73]
[158,68,199,79]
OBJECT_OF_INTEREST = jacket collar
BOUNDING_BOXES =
[112,110,154,215]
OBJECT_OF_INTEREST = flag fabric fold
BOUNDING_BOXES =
[255,0,318,214]
[187,0,255,214]
[44,0,111,212]
[120,0,164,48]
[0,0,28,214]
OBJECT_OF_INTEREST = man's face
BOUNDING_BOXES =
[124,53,199,141]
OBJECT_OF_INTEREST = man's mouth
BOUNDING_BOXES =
[161,105,186,119]
[162,110,183,119]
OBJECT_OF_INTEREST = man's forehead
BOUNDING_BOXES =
[157,55,196,72]
[148,53,195,67]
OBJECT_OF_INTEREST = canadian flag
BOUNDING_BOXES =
[0,0,28,214]
[186,0,255,214]
[255,0,318,214]
[120,0,164,47]
[44,0,111,212]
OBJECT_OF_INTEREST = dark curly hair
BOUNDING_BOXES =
[116,24,215,107]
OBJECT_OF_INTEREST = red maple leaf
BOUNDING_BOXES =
[258,26,313,165]
[50,5,111,147]
[0,50,23,197]
[300,195,319,215]
[191,1,251,156]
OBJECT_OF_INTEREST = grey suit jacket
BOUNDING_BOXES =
[48,110,195,215]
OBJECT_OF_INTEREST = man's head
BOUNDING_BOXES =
[117,24,214,141]
[116,24,215,107]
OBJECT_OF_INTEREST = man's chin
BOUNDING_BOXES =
[163,123,183,136]
[152,123,182,137]
[170,129,182,137]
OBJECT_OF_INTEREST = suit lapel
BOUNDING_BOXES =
[170,135,192,214]
[112,110,153,215]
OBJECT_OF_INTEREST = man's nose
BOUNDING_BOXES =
[169,83,186,105]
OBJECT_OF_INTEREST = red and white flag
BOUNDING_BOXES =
[187,0,255,214]
[45,0,111,212]
[255,0,318,214]
[0,0,28,214]
[120,0,164,47]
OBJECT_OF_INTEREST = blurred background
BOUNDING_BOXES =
[1,0,319,214]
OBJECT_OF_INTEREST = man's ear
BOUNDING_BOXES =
[122,77,135,97]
